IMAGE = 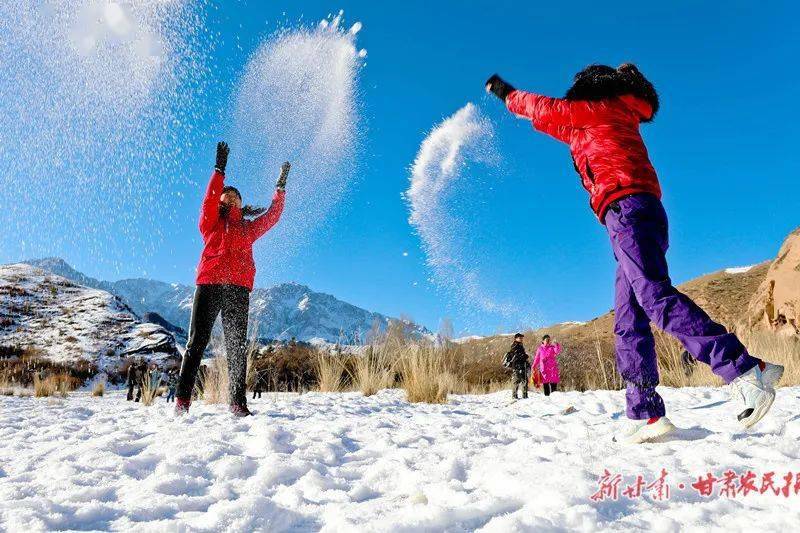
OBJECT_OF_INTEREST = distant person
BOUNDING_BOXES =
[252,368,267,399]
[165,369,178,403]
[532,335,561,396]
[486,64,784,442]
[126,360,144,402]
[503,333,530,400]
[175,142,289,417]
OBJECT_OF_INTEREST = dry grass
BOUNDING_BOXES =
[315,351,347,392]
[32,373,74,398]
[399,345,456,404]
[140,373,161,407]
[201,354,230,404]
[92,379,106,397]
[740,331,800,387]
[350,345,398,396]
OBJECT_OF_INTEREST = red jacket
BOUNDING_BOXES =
[195,170,285,290]
[506,90,661,222]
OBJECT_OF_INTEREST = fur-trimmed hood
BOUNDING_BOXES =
[565,63,659,122]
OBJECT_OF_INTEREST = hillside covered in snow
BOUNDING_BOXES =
[24,258,430,344]
[0,263,178,371]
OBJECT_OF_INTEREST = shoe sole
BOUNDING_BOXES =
[739,388,776,429]
[619,418,677,444]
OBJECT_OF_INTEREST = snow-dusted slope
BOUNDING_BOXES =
[0,263,178,370]
[0,386,797,530]
[24,258,430,343]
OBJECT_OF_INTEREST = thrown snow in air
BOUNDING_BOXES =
[231,11,366,275]
[1,387,798,530]
[408,104,530,328]
[0,0,212,269]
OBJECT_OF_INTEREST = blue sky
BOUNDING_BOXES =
[1,0,797,335]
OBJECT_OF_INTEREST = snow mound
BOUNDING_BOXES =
[1,386,797,530]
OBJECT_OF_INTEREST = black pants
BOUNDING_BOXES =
[126,382,141,402]
[176,284,250,406]
[543,383,558,396]
[512,369,528,399]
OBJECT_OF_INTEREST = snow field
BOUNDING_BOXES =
[1,386,799,531]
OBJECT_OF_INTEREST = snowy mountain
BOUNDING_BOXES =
[23,258,429,344]
[0,263,178,371]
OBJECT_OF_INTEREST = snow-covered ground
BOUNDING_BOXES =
[1,386,798,531]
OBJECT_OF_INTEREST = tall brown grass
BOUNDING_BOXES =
[92,379,106,397]
[201,353,230,404]
[399,345,456,404]
[33,373,74,397]
[315,351,346,392]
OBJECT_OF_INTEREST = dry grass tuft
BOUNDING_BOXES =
[92,379,106,397]
[201,353,230,405]
[399,345,455,404]
[140,374,161,407]
[315,351,347,393]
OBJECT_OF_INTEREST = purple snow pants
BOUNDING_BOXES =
[604,193,758,419]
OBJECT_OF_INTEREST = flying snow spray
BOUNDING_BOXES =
[407,103,538,331]
[231,11,366,275]
[0,0,213,271]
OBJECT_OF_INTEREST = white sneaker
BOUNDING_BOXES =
[730,364,776,429]
[760,361,785,390]
[614,416,676,444]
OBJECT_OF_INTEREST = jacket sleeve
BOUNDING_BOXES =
[199,170,225,236]
[248,189,286,242]
[506,90,599,142]
[532,349,541,370]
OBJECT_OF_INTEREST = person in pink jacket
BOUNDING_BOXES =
[532,335,561,396]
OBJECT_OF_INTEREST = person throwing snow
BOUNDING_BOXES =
[175,142,289,417]
[486,64,783,443]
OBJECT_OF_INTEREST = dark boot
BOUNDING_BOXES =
[175,397,191,415]
[229,403,253,417]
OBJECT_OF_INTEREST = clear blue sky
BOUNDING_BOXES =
[1,0,797,335]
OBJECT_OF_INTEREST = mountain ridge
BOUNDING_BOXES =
[22,257,430,344]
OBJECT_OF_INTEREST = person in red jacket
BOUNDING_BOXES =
[486,64,784,443]
[175,141,289,417]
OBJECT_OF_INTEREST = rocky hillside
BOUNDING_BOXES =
[742,228,800,336]
[0,263,179,371]
[23,258,430,344]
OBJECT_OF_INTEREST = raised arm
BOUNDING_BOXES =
[248,162,290,242]
[248,190,285,242]
[199,142,230,236]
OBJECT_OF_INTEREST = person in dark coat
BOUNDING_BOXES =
[252,368,268,399]
[126,360,144,402]
[503,333,530,399]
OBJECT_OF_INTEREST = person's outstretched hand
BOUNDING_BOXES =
[216,142,230,173]
[485,74,515,102]
[276,161,290,191]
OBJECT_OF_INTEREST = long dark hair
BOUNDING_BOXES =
[565,63,659,121]
[219,185,267,220]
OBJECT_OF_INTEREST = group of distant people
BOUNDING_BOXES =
[503,332,561,400]
[125,359,178,403]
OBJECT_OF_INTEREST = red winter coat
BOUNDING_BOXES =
[195,170,285,290]
[506,90,661,222]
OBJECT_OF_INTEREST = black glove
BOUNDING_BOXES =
[485,74,515,102]
[215,141,229,173]
[276,161,290,191]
